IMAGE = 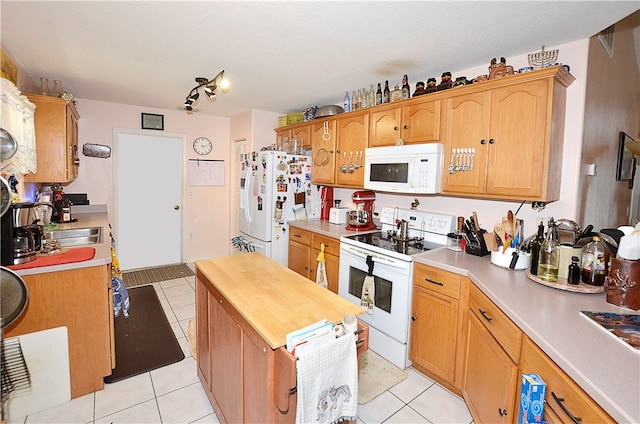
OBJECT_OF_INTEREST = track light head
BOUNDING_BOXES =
[183,70,228,112]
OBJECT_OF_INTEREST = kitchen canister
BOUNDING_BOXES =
[605,257,640,310]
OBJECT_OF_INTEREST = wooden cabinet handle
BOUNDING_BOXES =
[478,308,493,322]
[425,278,444,286]
[551,391,583,423]
[293,234,301,238]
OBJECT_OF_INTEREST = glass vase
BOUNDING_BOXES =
[51,80,64,97]
[38,77,50,96]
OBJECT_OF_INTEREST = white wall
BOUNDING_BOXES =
[334,39,590,237]
[64,99,231,262]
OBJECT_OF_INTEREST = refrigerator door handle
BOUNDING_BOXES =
[244,165,252,224]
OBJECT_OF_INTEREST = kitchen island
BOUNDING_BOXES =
[195,253,366,424]
[4,205,114,399]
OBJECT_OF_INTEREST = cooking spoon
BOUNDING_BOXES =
[340,152,347,173]
[507,210,514,237]
[348,152,355,173]
[494,224,506,245]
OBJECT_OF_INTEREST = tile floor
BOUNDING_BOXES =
[8,267,473,424]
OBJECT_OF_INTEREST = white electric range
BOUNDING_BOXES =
[339,206,455,369]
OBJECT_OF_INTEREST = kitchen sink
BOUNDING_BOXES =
[44,226,103,247]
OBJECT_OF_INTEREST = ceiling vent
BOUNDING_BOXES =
[598,24,615,58]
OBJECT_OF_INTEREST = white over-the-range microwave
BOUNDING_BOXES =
[363,143,444,194]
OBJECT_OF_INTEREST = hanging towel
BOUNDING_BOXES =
[315,243,328,289]
[111,276,130,318]
[361,255,375,314]
[296,331,358,424]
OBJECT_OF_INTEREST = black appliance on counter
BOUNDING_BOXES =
[1,203,37,266]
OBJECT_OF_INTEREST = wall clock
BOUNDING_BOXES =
[193,137,213,155]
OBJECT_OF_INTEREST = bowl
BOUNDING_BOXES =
[314,105,344,119]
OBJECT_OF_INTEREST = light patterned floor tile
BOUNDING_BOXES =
[95,372,155,419]
[23,392,94,424]
[409,384,473,424]
[150,356,199,396]
[388,367,435,403]
[356,391,405,424]
[156,382,215,424]
[384,405,432,423]
[95,399,161,424]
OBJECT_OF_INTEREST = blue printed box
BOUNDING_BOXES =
[518,373,546,424]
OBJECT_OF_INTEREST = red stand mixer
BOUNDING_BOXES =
[345,190,376,231]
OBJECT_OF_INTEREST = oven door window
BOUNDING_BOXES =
[347,266,392,313]
[369,162,409,183]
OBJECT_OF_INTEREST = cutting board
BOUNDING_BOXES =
[4,326,71,421]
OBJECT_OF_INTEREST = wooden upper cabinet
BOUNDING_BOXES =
[310,118,337,185]
[335,111,368,187]
[24,94,79,184]
[275,122,311,149]
[442,67,573,202]
[369,98,442,147]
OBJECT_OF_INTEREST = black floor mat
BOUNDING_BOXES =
[104,285,185,383]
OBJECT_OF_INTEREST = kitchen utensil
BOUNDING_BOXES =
[0,128,18,161]
[502,217,512,238]
[507,210,514,235]
[494,224,506,245]
[473,211,480,231]
[340,152,348,173]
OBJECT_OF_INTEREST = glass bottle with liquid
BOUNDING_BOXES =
[537,217,559,282]
[580,236,607,286]
[383,80,390,103]
[402,74,410,99]
[529,221,545,275]
[376,83,383,105]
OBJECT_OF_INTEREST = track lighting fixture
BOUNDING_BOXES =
[183,70,227,112]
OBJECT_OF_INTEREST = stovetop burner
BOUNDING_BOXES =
[343,231,444,256]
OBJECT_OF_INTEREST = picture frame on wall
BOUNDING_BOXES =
[616,131,636,182]
[141,113,164,130]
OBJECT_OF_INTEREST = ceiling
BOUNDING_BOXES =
[1,1,638,118]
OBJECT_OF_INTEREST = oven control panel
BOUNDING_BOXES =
[379,206,455,242]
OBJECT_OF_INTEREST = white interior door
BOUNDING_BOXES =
[115,130,183,270]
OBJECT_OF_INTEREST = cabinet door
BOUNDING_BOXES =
[486,79,549,198]
[311,118,336,184]
[410,286,458,383]
[195,277,211,388]
[463,311,518,424]
[210,295,243,423]
[401,99,442,144]
[293,123,312,148]
[368,105,401,147]
[336,113,368,187]
[66,105,79,180]
[441,91,490,195]
[288,239,312,279]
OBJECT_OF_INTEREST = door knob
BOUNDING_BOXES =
[174,205,180,210]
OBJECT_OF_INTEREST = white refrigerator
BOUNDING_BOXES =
[238,151,320,266]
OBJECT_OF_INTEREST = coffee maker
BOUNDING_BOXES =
[1,202,37,265]
[345,190,376,231]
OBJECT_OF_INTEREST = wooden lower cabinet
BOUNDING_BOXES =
[4,265,114,398]
[463,309,519,424]
[518,336,615,424]
[288,227,340,293]
[409,264,465,393]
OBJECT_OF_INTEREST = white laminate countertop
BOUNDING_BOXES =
[12,207,112,276]
[414,248,639,424]
[288,219,376,239]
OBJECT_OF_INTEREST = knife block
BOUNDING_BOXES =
[465,229,490,257]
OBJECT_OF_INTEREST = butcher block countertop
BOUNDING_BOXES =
[195,252,363,350]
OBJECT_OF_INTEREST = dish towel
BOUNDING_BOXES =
[295,332,358,423]
[315,243,328,289]
[361,275,375,315]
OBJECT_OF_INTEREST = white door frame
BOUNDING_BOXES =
[113,128,186,269]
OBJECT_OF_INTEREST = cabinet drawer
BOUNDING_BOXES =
[520,336,615,424]
[413,263,461,300]
[468,284,522,362]
[289,227,310,245]
[311,233,339,257]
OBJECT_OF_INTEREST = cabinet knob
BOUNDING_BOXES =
[393,126,398,131]
[174,205,180,210]
[403,125,408,130]
[411,316,417,321]
[489,138,495,144]
[480,139,486,145]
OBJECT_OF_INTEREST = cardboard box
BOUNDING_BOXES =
[518,373,546,424]
[286,112,303,125]
[277,116,287,127]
